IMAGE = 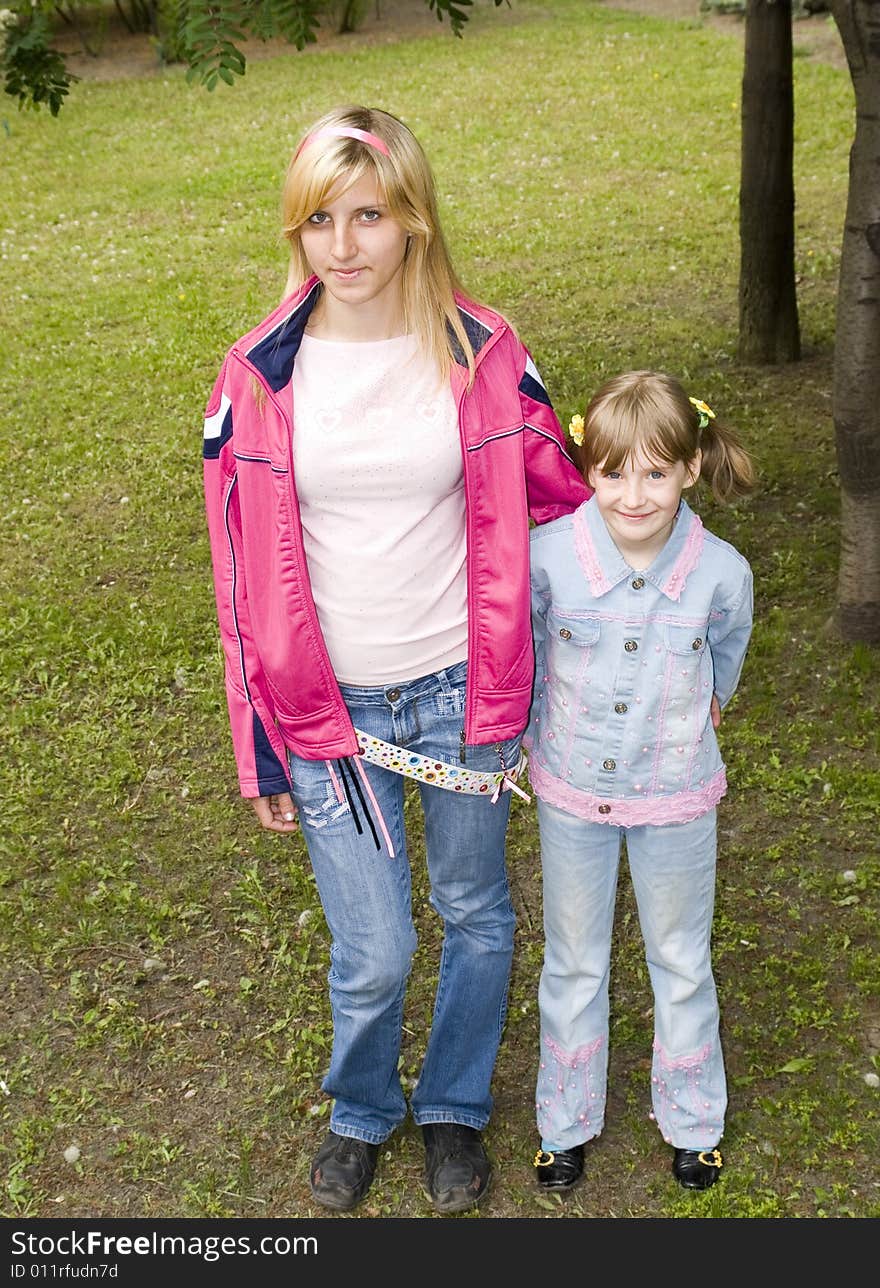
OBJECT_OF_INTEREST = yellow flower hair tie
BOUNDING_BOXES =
[689,397,716,430]
[568,413,585,446]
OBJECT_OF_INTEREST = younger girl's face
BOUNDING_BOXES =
[298,173,409,332]
[588,448,700,567]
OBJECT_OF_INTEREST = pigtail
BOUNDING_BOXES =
[698,416,756,502]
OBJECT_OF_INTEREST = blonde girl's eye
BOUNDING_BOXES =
[307,211,330,226]
[358,208,381,223]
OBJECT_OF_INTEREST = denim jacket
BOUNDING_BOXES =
[525,496,753,826]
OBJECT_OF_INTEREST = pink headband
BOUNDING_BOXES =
[296,126,391,159]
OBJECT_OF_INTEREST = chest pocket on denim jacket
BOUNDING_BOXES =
[665,623,708,657]
[547,611,601,660]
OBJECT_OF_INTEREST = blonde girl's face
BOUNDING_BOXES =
[588,448,701,567]
[298,173,409,331]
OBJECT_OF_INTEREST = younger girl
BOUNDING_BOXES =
[526,371,754,1192]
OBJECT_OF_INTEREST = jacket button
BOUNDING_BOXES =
[598,804,611,814]
[631,577,645,590]
[624,639,638,653]
[602,758,616,771]
[614,703,628,714]
[691,638,703,650]
[386,688,401,701]
[559,628,572,639]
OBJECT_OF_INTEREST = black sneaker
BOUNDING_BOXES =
[422,1122,492,1214]
[309,1130,380,1211]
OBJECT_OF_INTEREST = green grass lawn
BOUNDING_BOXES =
[1,0,877,1223]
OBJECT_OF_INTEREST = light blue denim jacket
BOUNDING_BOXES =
[525,496,753,826]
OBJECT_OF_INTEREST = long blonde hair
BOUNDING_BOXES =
[281,105,475,385]
[575,370,755,502]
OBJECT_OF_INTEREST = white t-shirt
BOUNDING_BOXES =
[291,333,468,686]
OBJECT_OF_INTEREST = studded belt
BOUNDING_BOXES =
[354,728,530,803]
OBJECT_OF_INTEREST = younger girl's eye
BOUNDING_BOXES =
[649,469,665,480]
[604,470,621,480]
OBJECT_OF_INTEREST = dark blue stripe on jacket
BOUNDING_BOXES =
[253,711,290,796]
[519,368,551,408]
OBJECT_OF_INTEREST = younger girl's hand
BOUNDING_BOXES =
[710,693,722,730]
[251,793,299,833]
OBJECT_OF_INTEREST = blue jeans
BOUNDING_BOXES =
[535,801,725,1152]
[288,661,519,1145]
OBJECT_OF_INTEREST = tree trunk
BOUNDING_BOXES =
[829,1,880,642]
[738,0,801,362]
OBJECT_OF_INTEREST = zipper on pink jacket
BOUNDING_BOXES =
[454,320,510,759]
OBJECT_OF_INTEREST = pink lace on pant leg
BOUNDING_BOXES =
[650,1038,724,1148]
[536,1031,606,1148]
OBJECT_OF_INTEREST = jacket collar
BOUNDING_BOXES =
[242,278,321,393]
[573,496,704,603]
[449,297,497,366]
[239,276,504,393]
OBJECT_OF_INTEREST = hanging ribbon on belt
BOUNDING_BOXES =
[323,732,530,861]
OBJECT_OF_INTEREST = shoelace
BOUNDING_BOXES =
[430,1125,474,1158]
[334,1136,370,1162]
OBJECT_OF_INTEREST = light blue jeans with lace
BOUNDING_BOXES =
[536,800,726,1152]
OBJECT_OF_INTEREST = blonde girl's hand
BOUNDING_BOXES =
[251,792,299,833]
[710,694,722,730]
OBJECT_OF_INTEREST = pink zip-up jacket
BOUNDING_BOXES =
[203,277,590,798]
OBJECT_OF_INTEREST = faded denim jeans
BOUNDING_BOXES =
[288,661,519,1145]
[535,801,726,1152]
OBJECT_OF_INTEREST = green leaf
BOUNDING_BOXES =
[534,1196,558,1211]
[776,1057,814,1074]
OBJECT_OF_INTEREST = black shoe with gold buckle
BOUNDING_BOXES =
[533,1143,585,1190]
[672,1146,723,1190]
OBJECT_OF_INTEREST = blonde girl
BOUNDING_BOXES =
[203,105,588,1214]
